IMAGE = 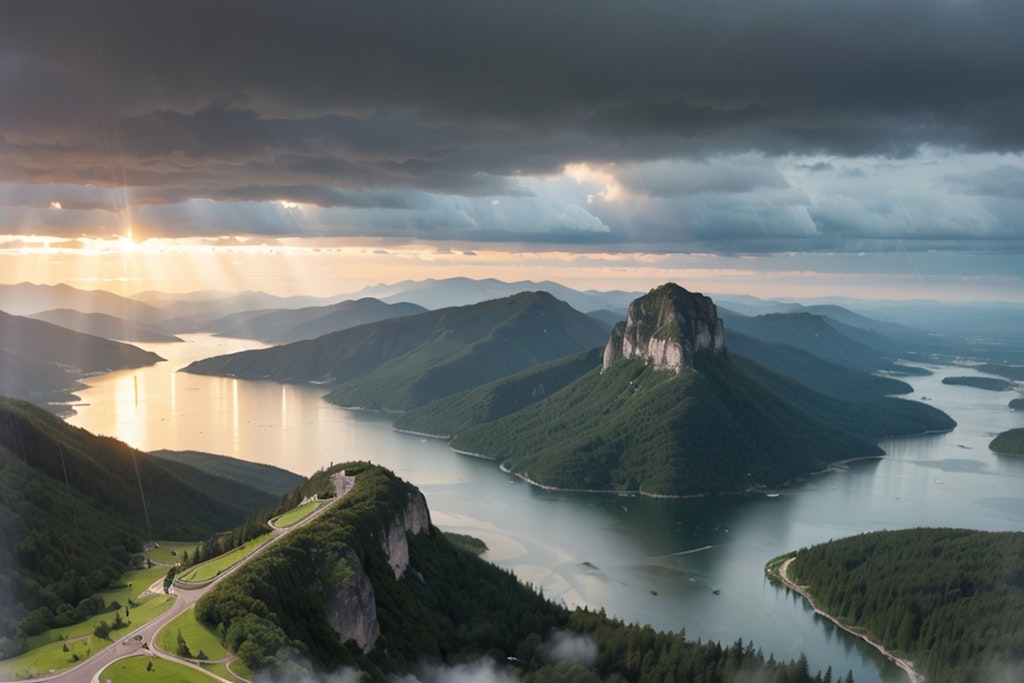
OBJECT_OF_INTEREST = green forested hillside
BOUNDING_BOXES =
[196,463,842,683]
[990,428,1024,455]
[785,529,1024,683]
[733,356,955,441]
[149,449,303,496]
[393,348,603,436]
[185,291,609,412]
[450,351,883,495]
[0,397,285,654]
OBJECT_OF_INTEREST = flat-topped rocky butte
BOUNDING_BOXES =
[603,282,726,374]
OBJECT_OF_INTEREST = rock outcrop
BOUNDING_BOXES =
[325,547,381,652]
[602,283,725,374]
[325,489,431,652]
[381,490,431,579]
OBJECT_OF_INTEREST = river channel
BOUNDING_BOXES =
[65,334,1024,682]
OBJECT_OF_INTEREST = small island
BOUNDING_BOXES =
[767,528,1024,683]
[990,428,1024,456]
[941,376,1012,391]
[1010,397,1024,411]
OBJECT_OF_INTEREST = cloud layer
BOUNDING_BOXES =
[1,0,1023,256]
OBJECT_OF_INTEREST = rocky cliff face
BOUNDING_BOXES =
[325,547,381,652]
[325,489,431,652]
[602,283,725,374]
[381,490,431,579]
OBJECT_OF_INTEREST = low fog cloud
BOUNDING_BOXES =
[391,658,519,683]
[541,630,599,667]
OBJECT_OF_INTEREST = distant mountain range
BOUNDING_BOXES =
[27,309,182,343]
[204,298,427,344]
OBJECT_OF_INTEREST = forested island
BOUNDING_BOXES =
[768,529,1024,683]
[990,428,1024,455]
[940,376,1013,391]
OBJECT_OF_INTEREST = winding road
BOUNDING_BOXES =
[14,473,355,683]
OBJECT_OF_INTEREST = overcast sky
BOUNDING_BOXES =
[1,0,1022,300]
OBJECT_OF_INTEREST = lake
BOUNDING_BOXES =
[66,334,1024,682]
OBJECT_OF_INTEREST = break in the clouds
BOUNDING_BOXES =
[1,0,1023,254]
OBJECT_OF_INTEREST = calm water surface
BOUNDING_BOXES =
[66,335,1024,682]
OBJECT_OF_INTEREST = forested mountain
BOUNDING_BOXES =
[990,428,1024,455]
[195,462,842,683]
[184,292,611,412]
[452,352,881,495]
[0,310,164,408]
[783,528,1024,683]
[407,284,952,496]
[207,297,426,343]
[0,397,287,654]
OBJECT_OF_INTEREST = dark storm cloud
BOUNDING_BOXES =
[1,0,1023,249]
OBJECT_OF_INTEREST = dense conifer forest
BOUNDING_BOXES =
[989,428,1024,455]
[786,528,1024,683]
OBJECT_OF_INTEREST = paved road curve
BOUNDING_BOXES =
[15,473,355,683]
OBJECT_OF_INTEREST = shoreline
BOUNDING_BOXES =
[775,557,924,683]
[496,463,760,500]
[393,427,451,440]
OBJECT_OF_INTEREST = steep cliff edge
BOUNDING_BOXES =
[603,283,725,374]
[318,488,432,652]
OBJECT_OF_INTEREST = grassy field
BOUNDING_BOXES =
[100,654,221,682]
[0,578,174,681]
[155,606,228,662]
[273,499,322,527]
[175,533,272,584]
[146,540,198,566]
[95,564,172,609]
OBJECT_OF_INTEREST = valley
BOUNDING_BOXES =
[2,281,1023,682]
[54,331,1024,682]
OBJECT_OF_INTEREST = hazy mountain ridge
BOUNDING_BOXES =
[0,310,164,409]
[351,276,640,312]
[208,298,427,343]
[27,309,182,343]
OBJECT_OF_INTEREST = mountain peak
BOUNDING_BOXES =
[602,282,725,373]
